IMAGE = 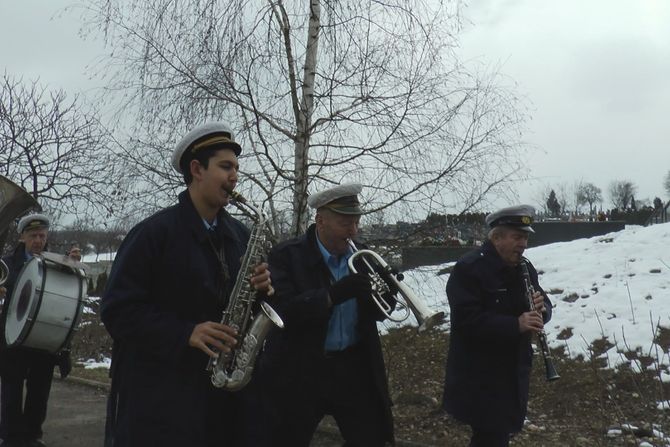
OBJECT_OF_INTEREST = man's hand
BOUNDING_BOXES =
[518,311,544,334]
[189,321,238,358]
[328,273,372,306]
[531,291,546,313]
[250,262,273,296]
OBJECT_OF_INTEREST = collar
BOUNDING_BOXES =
[202,217,218,231]
[482,239,518,275]
[178,190,234,243]
[482,240,505,269]
[315,230,353,267]
[305,224,329,268]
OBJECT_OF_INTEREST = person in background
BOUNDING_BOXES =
[66,244,82,262]
[0,213,72,447]
[100,122,272,447]
[260,183,396,446]
[442,205,553,447]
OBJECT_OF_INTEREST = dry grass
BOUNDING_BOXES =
[69,303,670,446]
[382,326,670,446]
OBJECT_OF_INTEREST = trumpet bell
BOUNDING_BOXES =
[347,241,446,333]
[394,279,445,332]
[417,310,445,333]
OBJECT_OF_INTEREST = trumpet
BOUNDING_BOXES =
[347,240,445,333]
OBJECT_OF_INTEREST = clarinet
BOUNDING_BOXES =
[520,261,560,381]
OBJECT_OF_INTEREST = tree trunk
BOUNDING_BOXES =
[291,0,320,236]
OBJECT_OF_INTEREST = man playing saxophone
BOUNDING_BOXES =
[442,205,553,447]
[258,183,396,446]
[100,122,272,447]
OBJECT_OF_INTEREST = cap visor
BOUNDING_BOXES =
[326,206,363,215]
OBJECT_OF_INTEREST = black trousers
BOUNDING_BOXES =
[269,345,388,447]
[469,427,510,447]
[0,348,56,442]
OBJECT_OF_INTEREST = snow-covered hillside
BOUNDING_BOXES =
[394,223,670,379]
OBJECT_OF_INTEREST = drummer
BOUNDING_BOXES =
[0,213,65,447]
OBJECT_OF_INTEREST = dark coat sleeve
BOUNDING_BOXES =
[100,222,194,362]
[266,240,332,328]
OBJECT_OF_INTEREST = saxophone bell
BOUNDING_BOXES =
[347,240,445,333]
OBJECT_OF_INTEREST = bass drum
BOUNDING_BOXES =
[4,252,87,353]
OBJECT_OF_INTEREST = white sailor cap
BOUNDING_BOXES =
[17,213,50,234]
[307,183,363,215]
[485,205,535,233]
[171,122,242,173]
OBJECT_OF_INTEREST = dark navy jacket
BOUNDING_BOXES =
[262,224,395,441]
[101,190,250,447]
[442,240,552,433]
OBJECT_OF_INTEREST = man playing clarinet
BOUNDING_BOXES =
[442,205,554,447]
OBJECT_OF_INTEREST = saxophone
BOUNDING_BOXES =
[207,190,284,391]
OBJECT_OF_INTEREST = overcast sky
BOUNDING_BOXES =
[1,0,669,212]
[458,0,670,208]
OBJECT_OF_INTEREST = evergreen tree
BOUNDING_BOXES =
[546,190,562,217]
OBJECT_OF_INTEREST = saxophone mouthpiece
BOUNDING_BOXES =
[227,189,246,203]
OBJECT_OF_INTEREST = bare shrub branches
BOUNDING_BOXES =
[0,73,118,224]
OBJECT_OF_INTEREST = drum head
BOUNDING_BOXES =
[4,254,86,352]
[5,256,44,347]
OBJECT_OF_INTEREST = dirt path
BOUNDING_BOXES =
[42,379,108,447]
[40,378,349,447]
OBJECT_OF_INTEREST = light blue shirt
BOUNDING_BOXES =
[203,217,218,231]
[316,235,359,351]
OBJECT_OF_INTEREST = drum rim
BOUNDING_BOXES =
[5,256,47,348]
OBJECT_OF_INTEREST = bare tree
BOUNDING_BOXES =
[0,74,119,224]
[608,180,637,211]
[81,0,529,236]
[664,170,670,197]
[532,184,553,216]
[576,182,602,216]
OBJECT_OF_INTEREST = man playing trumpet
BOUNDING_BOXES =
[442,205,554,447]
[259,183,395,446]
